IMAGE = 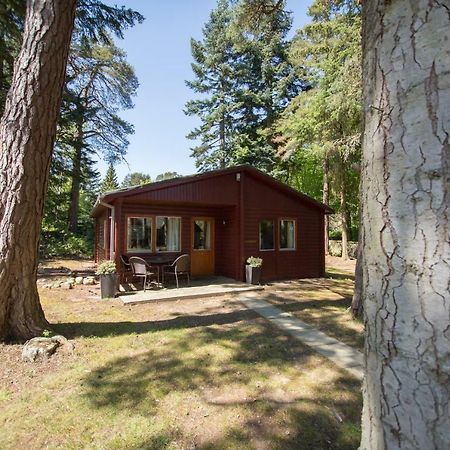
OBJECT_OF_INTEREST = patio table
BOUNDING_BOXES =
[143,255,176,284]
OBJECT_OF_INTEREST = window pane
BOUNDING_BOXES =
[127,217,152,251]
[259,220,274,250]
[280,220,295,249]
[157,217,181,252]
[194,220,211,250]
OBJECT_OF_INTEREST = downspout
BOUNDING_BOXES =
[100,201,115,260]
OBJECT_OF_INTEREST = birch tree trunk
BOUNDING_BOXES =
[0,0,76,341]
[360,1,450,448]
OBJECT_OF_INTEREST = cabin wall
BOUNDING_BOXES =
[114,202,238,279]
[242,174,325,281]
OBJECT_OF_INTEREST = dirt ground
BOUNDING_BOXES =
[326,256,356,274]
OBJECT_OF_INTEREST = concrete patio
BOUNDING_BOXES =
[118,276,264,305]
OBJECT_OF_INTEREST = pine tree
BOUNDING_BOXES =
[184,0,238,172]
[185,0,302,174]
[61,34,137,232]
[231,0,303,174]
[100,164,119,192]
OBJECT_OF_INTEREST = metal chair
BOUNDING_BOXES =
[120,254,132,283]
[162,254,190,288]
[129,256,158,292]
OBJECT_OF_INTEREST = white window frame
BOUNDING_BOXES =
[259,219,275,251]
[126,216,153,253]
[155,216,182,253]
[279,218,296,251]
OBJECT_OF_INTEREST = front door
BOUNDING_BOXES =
[191,217,215,277]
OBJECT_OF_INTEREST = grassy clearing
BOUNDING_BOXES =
[0,285,362,450]
[262,268,364,351]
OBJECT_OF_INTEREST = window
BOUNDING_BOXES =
[259,220,274,250]
[193,219,211,250]
[280,219,296,250]
[156,217,181,252]
[127,217,152,252]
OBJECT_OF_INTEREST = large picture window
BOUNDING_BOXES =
[259,220,274,250]
[127,217,152,252]
[156,217,181,252]
[280,219,296,250]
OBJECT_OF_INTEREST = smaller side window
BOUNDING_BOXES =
[280,219,296,250]
[259,220,274,250]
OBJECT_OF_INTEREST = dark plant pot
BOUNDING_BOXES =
[100,273,118,299]
[246,265,261,285]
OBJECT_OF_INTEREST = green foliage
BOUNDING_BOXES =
[40,231,93,258]
[96,260,117,274]
[185,0,303,174]
[100,164,119,193]
[155,172,181,182]
[121,172,152,187]
[246,256,263,267]
[276,0,362,240]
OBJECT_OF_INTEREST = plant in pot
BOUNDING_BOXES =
[96,260,118,299]
[246,256,263,285]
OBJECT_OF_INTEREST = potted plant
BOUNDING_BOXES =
[96,260,118,299]
[245,256,263,285]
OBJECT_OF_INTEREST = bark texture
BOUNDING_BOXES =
[360,1,450,448]
[0,0,76,341]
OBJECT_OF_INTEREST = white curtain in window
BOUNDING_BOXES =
[167,218,180,251]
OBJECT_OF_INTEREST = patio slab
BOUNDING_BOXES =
[119,277,264,305]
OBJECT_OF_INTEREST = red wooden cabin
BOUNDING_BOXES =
[91,166,332,282]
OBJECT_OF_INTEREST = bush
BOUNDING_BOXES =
[96,260,117,275]
[40,230,93,258]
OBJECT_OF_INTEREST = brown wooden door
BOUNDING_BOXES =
[191,217,215,277]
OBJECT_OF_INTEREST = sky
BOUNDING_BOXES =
[100,0,313,183]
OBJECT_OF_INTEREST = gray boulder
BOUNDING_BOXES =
[22,335,74,362]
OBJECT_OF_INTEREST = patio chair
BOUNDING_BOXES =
[120,254,132,283]
[129,256,158,292]
[162,254,190,288]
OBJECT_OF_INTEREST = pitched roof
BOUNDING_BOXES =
[91,165,333,216]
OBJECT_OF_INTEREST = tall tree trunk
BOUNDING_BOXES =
[0,0,76,342]
[68,120,83,233]
[340,166,349,260]
[323,155,330,255]
[360,1,450,448]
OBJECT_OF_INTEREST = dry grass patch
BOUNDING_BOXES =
[0,284,361,449]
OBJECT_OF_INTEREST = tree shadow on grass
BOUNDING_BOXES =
[52,308,260,339]
[80,319,362,449]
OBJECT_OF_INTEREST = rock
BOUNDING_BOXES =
[61,282,73,290]
[83,277,96,285]
[67,277,76,284]
[22,338,59,362]
[53,283,62,289]
[75,276,84,285]
[51,335,75,354]
[22,335,74,362]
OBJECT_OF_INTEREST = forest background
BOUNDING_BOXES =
[0,0,361,259]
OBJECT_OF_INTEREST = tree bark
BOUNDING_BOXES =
[68,119,83,233]
[360,1,450,448]
[0,0,76,342]
[340,162,349,260]
[323,155,330,255]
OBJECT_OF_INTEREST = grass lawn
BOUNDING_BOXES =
[261,262,364,351]
[0,280,362,450]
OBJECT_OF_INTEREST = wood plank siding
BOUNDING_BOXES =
[92,166,331,282]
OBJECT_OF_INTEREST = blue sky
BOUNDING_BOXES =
[100,0,313,182]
